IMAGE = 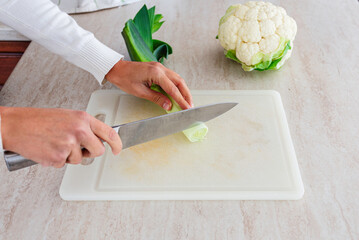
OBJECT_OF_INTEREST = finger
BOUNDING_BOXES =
[137,85,173,111]
[53,159,66,168]
[80,131,105,158]
[90,117,122,155]
[66,147,83,165]
[165,70,193,107]
[172,75,193,107]
[158,76,191,110]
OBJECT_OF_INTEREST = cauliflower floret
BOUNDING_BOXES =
[259,19,276,38]
[259,34,280,53]
[238,20,261,43]
[234,5,249,19]
[245,1,259,8]
[257,8,268,21]
[244,6,260,20]
[218,16,242,50]
[236,42,260,65]
[271,13,283,27]
[264,4,278,18]
[277,15,296,40]
[218,1,297,71]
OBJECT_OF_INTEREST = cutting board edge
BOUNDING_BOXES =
[60,189,304,201]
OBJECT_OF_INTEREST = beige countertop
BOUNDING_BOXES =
[1,0,358,239]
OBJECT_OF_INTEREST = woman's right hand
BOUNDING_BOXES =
[0,107,122,168]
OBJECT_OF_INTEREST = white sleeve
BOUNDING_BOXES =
[0,0,123,84]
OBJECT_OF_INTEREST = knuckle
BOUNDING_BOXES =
[151,68,161,77]
[177,77,185,85]
[166,85,177,96]
[71,121,88,140]
[63,135,77,148]
[151,61,162,67]
[149,63,163,76]
[74,127,88,141]
[74,110,90,122]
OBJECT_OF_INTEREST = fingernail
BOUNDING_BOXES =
[191,103,194,108]
[163,102,170,111]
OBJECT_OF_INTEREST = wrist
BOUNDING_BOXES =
[0,107,17,150]
[105,59,128,84]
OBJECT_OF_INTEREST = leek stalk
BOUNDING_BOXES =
[121,4,208,142]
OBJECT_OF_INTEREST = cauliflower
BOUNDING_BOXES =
[218,1,297,71]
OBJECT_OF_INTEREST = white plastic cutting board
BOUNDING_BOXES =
[60,90,304,200]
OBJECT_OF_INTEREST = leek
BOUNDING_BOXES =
[121,4,208,142]
[150,85,208,142]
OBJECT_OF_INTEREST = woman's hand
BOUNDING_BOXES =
[105,60,193,111]
[0,107,122,168]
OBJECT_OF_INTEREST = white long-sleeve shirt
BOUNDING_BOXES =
[0,0,124,83]
[0,0,125,157]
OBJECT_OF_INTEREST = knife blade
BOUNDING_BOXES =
[118,102,238,149]
[4,102,238,171]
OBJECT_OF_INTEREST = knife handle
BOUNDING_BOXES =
[4,151,37,171]
[3,151,95,172]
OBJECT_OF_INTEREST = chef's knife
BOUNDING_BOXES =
[4,102,238,171]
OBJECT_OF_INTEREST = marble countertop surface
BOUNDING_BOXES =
[0,22,28,41]
[0,0,358,239]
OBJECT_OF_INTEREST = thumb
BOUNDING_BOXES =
[139,86,172,111]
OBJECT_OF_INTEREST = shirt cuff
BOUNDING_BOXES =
[77,37,123,84]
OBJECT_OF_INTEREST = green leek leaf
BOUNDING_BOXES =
[154,14,163,23]
[153,44,170,62]
[152,21,164,33]
[153,39,173,54]
[133,5,153,51]
[152,14,164,33]
[121,20,157,62]
[148,6,155,30]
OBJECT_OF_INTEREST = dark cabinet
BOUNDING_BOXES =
[0,41,30,88]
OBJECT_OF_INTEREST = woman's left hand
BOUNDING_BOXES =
[105,60,193,111]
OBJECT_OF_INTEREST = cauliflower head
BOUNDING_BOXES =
[218,1,297,71]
